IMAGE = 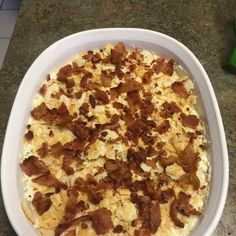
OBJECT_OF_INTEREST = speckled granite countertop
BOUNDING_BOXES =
[0,0,235,235]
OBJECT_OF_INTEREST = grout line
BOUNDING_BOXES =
[0,8,20,10]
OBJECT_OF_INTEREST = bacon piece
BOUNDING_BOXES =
[69,122,89,139]
[111,42,128,65]
[62,189,79,222]
[32,173,67,190]
[101,70,112,87]
[160,102,181,118]
[162,59,174,76]
[134,229,151,236]
[157,172,172,186]
[20,156,49,177]
[83,51,101,63]
[171,82,188,98]
[153,58,164,74]
[79,103,89,116]
[24,130,34,141]
[51,142,63,156]
[120,81,143,94]
[170,191,200,228]
[31,102,48,120]
[156,120,170,134]
[32,191,52,215]
[140,100,154,118]
[37,142,49,158]
[178,173,200,190]
[142,70,153,84]
[57,65,75,88]
[159,154,176,167]
[158,188,175,203]
[129,48,143,61]
[63,139,88,152]
[58,64,73,78]
[39,84,46,96]
[150,202,161,233]
[91,208,113,235]
[113,225,124,233]
[89,95,96,108]
[55,102,73,125]
[94,89,109,105]
[62,156,74,175]
[179,144,200,173]
[105,160,132,188]
[112,101,123,109]
[127,90,142,112]
[181,113,200,128]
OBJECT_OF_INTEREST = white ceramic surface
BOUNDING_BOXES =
[1,28,228,236]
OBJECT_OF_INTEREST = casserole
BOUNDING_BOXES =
[1,28,228,236]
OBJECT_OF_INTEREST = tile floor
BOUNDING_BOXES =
[0,0,22,69]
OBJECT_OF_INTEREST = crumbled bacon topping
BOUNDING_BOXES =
[24,130,34,141]
[170,191,200,228]
[171,82,189,98]
[32,191,52,215]
[91,208,113,234]
[111,42,128,65]
[20,156,49,177]
[32,173,67,190]
[181,113,200,128]
[101,70,112,87]
[94,89,109,105]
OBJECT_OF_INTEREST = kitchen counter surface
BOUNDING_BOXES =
[0,0,236,235]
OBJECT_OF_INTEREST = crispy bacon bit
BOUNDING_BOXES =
[69,122,89,139]
[178,173,200,190]
[113,225,124,233]
[49,130,54,137]
[127,90,142,112]
[32,191,52,215]
[20,156,49,177]
[134,229,151,236]
[47,74,51,81]
[51,142,63,156]
[158,172,172,186]
[142,70,153,84]
[37,142,49,158]
[79,103,89,116]
[31,102,48,120]
[158,188,175,203]
[156,120,170,134]
[129,64,136,71]
[58,64,73,78]
[63,139,87,152]
[159,154,176,168]
[39,84,46,96]
[140,100,154,118]
[62,156,74,175]
[150,202,161,233]
[83,51,101,63]
[111,42,128,65]
[153,58,164,74]
[24,130,34,141]
[91,208,113,235]
[101,70,112,87]
[160,102,181,118]
[120,81,143,94]
[181,113,200,128]
[179,144,200,173]
[162,59,174,76]
[112,101,123,109]
[170,191,200,228]
[89,95,96,108]
[171,82,188,98]
[94,89,109,105]
[32,173,67,190]
[129,48,143,61]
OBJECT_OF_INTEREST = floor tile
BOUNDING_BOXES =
[0,10,18,37]
[0,38,10,69]
[1,0,22,10]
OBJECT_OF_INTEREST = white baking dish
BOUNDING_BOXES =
[1,28,228,236]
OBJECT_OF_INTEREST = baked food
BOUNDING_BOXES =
[20,42,210,236]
